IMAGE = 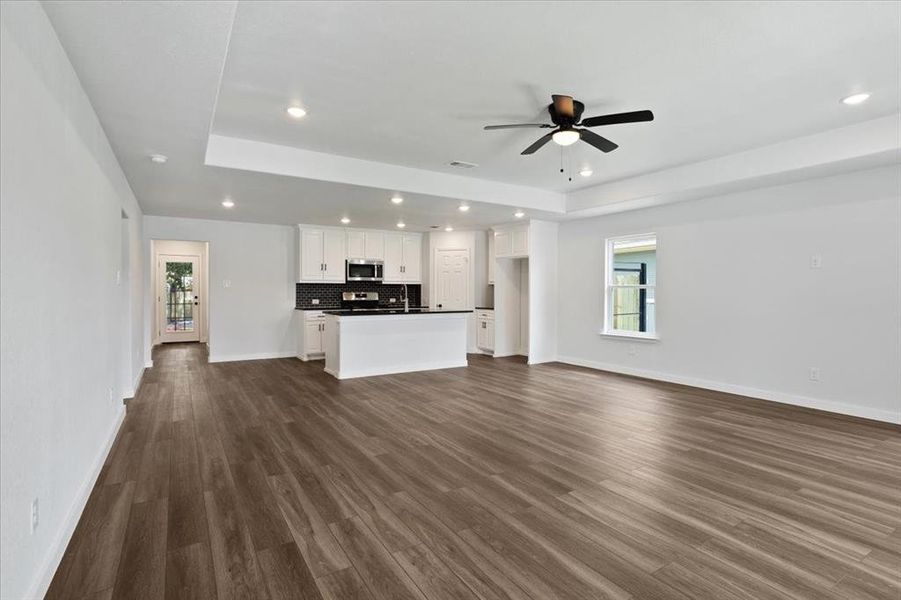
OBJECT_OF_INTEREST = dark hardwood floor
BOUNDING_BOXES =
[46,343,900,600]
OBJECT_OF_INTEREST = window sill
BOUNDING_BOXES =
[599,331,660,342]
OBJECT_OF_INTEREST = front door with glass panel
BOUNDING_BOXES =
[158,255,200,343]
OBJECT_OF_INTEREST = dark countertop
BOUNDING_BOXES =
[296,305,429,311]
[475,306,495,310]
[323,308,472,317]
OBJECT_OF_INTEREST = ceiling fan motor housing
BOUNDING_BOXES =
[549,99,585,126]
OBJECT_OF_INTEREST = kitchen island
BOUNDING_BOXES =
[322,309,471,379]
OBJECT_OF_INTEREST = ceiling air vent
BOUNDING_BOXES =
[448,160,478,169]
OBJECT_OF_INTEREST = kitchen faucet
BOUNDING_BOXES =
[401,283,409,313]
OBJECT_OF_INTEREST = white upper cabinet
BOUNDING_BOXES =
[383,233,404,281]
[298,226,346,282]
[493,223,528,258]
[346,231,366,259]
[346,230,385,260]
[300,228,325,281]
[512,227,528,256]
[322,229,346,282]
[383,232,421,283]
[364,231,385,260]
[299,225,416,283]
[402,234,422,282]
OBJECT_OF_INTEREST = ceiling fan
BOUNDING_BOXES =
[484,94,654,155]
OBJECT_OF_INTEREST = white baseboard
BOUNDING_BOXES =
[123,365,146,399]
[556,355,901,425]
[25,406,127,600]
[208,350,296,363]
[328,360,469,380]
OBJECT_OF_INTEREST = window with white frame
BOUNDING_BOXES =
[604,234,657,337]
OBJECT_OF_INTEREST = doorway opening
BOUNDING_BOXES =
[151,240,209,346]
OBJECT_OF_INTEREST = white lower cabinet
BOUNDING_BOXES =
[476,309,494,353]
[297,311,327,360]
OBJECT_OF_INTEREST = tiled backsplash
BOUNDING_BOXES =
[296,282,422,308]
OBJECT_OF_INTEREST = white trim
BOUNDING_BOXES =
[327,359,469,380]
[556,355,901,425]
[25,406,127,600]
[208,350,297,363]
[599,331,660,341]
[604,232,657,338]
[123,366,146,399]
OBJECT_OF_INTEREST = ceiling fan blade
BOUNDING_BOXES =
[579,129,618,153]
[521,132,555,155]
[551,94,575,118]
[580,110,654,128]
[483,124,552,130]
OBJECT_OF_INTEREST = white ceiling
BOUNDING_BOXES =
[42,1,900,229]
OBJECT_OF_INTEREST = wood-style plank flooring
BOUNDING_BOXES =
[47,343,901,599]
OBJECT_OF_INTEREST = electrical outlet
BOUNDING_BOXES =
[223,279,232,288]
[809,255,822,269]
[390,297,397,303]
[116,270,122,285]
[809,367,821,382]
[31,498,39,533]
[311,298,319,305]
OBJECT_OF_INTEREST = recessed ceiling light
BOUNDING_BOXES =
[514,210,525,219]
[445,226,454,232]
[391,195,404,204]
[396,221,406,229]
[458,204,470,212]
[579,168,593,177]
[221,199,235,208]
[340,217,350,224]
[150,154,167,164]
[286,106,307,118]
[841,93,870,105]
[552,129,580,146]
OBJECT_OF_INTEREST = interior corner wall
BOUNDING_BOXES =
[556,165,901,424]
[142,216,297,363]
[0,3,145,598]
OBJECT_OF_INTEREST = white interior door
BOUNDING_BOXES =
[435,249,469,310]
[158,254,200,343]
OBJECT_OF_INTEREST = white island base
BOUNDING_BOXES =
[323,312,469,379]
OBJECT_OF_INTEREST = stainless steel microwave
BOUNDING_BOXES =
[346,259,383,282]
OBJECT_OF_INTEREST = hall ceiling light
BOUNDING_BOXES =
[840,92,870,105]
[286,106,307,118]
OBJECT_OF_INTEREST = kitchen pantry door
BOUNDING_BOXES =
[158,254,201,343]
[435,249,469,310]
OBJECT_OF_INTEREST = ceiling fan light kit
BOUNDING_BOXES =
[484,94,654,155]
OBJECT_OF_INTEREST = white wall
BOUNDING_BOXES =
[143,216,297,363]
[527,220,558,364]
[557,165,901,424]
[0,3,144,598]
